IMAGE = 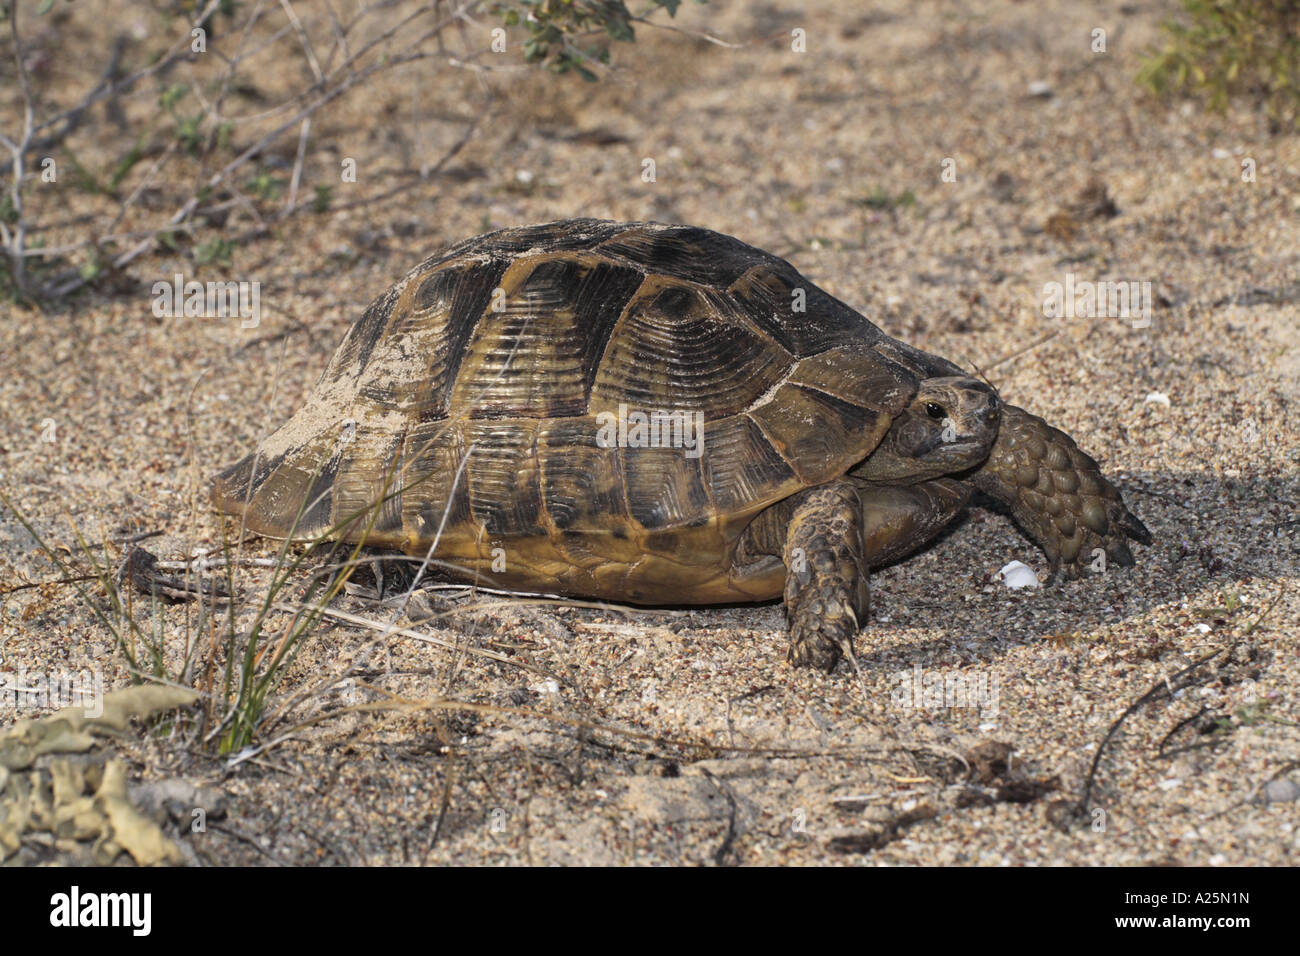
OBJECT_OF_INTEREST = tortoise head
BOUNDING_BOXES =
[852,375,1001,483]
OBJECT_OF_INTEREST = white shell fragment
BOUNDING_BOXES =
[998,561,1041,590]
[1144,391,1172,407]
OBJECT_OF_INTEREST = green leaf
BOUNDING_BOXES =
[195,236,233,266]
[311,184,333,213]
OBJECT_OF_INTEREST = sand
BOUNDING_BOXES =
[0,0,1296,865]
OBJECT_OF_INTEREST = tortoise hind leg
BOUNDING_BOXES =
[783,481,870,671]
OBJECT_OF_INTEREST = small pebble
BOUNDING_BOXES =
[1261,779,1300,804]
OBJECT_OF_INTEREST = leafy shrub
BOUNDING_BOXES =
[1138,0,1300,128]
[496,0,690,80]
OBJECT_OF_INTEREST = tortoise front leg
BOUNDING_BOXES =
[970,404,1152,579]
[783,481,870,671]
[783,479,973,671]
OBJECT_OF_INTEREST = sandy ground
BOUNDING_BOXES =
[0,0,1297,865]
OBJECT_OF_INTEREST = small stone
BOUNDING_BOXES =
[1261,779,1300,804]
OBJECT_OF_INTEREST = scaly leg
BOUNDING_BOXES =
[781,478,975,670]
[783,481,870,671]
[970,404,1152,579]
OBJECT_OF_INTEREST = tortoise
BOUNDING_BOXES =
[211,219,1152,671]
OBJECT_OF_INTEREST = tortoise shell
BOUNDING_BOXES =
[211,219,960,602]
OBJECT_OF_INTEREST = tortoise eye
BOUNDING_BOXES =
[925,402,946,420]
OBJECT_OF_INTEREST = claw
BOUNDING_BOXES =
[786,628,843,672]
[1119,510,1153,546]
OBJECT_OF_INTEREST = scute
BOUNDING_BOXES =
[595,225,763,288]
[621,443,711,530]
[538,417,628,531]
[589,278,791,416]
[727,264,885,357]
[463,420,543,534]
[749,382,894,486]
[702,414,800,513]
[448,255,642,419]
[358,257,508,418]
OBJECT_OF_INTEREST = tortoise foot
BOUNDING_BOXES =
[786,588,861,671]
